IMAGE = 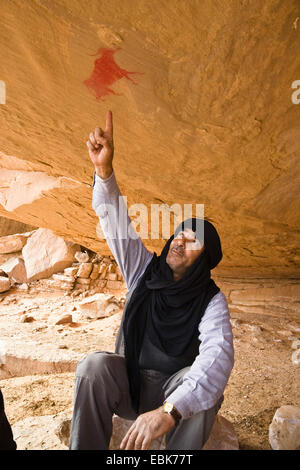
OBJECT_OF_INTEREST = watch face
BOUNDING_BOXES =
[164,402,173,413]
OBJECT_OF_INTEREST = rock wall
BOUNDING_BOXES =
[215,277,300,322]
[0,0,299,277]
[29,254,126,295]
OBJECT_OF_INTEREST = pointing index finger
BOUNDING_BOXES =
[105,110,113,137]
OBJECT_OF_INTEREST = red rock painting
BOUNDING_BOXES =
[83,47,143,100]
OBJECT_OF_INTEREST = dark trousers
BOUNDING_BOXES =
[69,352,223,450]
[0,389,16,450]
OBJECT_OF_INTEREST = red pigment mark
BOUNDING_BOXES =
[83,47,143,100]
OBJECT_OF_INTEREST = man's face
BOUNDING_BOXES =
[166,228,205,281]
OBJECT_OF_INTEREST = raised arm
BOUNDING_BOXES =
[87,111,153,290]
[86,110,114,179]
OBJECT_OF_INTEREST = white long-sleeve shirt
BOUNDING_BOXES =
[92,170,234,419]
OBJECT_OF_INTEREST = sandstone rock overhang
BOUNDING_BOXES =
[0,0,299,278]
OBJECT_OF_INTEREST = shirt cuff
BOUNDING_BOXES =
[164,384,201,420]
[92,170,119,198]
[93,169,115,186]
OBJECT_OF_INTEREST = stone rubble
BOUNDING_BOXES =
[0,228,126,297]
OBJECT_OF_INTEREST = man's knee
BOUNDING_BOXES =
[76,351,123,381]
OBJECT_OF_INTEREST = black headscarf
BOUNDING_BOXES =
[123,218,223,412]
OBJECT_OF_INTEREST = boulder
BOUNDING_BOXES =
[110,414,239,450]
[0,275,11,292]
[269,405,300,450]
[0,251,23,264]
[0,256,28,283]
[22,228,80,281]
[77,293,122,319]
[0,232,33,254]
[53,413,238,450]
[203,414,239,450]
[109,415,165,450]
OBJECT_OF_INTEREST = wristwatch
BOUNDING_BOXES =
[162,402,182,426]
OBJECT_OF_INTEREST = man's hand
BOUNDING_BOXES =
[87,110,114,179]
[120,407,176,450]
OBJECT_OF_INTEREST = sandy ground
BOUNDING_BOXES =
[0,287,299,450]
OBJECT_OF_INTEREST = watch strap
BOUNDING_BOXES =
[163,402,182,426]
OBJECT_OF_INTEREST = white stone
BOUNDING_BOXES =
[22,228,80,281]
[77,293,119,319]
[74,251,89,263]
[269,405,300,450]
[291,349,300,366]
[291,339,300,350]
[16,283,29,291]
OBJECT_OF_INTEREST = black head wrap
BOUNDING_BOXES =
[123,218,223,412]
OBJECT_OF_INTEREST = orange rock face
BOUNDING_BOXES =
[0,0,299,277]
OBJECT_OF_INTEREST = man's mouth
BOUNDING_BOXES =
[172,247,184,257]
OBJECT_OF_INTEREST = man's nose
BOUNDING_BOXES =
[175,238,185,247]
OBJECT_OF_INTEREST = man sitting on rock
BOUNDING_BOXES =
[69,111,234,450]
